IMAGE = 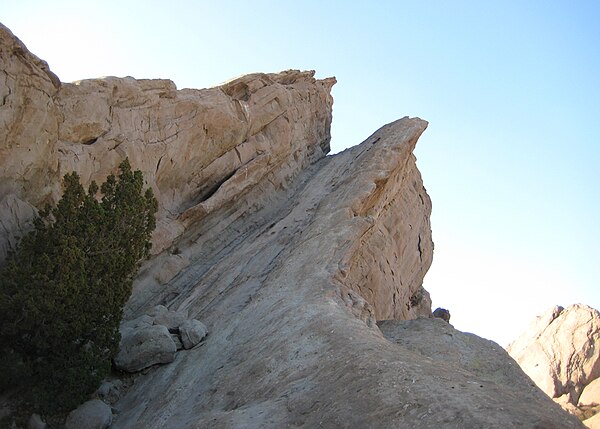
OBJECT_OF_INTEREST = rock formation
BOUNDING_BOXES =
[0,22,335,260]
[507,304,600,426]
[0,22,585,428]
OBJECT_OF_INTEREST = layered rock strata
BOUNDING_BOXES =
[0,22,585,428]
[0,22,335,259]
[112,118,580,429]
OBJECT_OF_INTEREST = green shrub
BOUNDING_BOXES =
[0,159,157,412]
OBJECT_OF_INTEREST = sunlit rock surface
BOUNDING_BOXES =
[508,304,600,423]
[0,22,585,428]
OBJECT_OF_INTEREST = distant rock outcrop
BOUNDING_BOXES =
[507,304,600,425]
[0,22,586,428]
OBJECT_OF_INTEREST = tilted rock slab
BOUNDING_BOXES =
[508,304,600,420]
[110,118,580,429]
[114,319,177,373]
[0,22,583,428]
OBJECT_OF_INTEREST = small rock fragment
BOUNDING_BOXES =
[179,319,208,349]
[96,379,124,403]
[148,305,188,330]
[432,307,451,323]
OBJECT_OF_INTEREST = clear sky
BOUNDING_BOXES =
[4,1,599,346]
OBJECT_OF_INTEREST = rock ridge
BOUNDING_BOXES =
[0,22,585,428]
[109,117,580,428]
[1,20,335,260]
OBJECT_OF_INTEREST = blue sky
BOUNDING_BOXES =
[4,1,599,346]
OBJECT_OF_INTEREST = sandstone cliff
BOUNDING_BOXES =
[508,304,600,427]
[0,22,335,260]
[0,23,585,428]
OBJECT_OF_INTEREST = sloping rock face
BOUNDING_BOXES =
[112,119,581,429]
[507,304,600,423]
[0,23,584,428]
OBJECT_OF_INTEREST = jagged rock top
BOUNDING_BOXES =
[0,23,60,90]
[1,20,335,258]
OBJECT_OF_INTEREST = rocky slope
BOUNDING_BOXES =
[0,22,585,428]
[507,304,600,427]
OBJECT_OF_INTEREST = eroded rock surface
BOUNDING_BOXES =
[0,22,584,429]
[0,22,335,257]
[109,117,580,428]
[507,304,600,422]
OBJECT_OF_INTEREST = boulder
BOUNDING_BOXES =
[64,399,112,429]
[114,324,177,372]
[147,305,188,330]
[96,379,124,404]
[179,319,208,349]
[432,307,451,323]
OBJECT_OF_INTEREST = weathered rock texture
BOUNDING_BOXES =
[0,22,335,260]
[507,304,600,423]
[0,22,585,428]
